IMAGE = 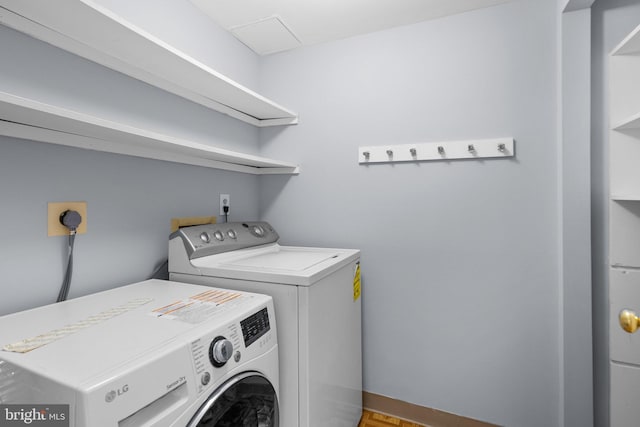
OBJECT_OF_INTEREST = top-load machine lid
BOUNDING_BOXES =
[169,221,360,285]
[221,247,337,271]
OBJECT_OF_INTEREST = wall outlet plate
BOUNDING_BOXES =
[220,194,230,215]
[48,201,87,236]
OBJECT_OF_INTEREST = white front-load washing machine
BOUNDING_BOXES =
[0,279,279,427]
[168,222,362,427]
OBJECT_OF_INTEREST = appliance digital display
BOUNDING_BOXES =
[240,307,270,347]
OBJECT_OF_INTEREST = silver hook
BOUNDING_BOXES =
[498,143,506,152]
[437,146,445,155]
[468,144,476,153]
[410,148,417,156]
[363,151,370,159]
[386,149,393,156]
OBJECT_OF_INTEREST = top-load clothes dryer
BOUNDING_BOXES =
[169,221,362,427]
[0,279,279,427]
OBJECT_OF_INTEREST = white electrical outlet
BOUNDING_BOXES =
[220,194,230,215]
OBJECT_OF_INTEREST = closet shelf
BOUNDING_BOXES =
[0,0,298,127]
[612,23,640,56]
[611,194,640,202]
[613,111,640,131]
[0,91,300,175]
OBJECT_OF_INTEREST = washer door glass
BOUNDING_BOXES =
[189,372,278,427]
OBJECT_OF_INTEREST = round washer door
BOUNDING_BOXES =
[188,372,278,427]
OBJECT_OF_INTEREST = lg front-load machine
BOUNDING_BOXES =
[0,279,279,427]
[168,221,362,427]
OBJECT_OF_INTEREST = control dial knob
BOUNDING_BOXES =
[251,225,265,237]
[209,336,234,367]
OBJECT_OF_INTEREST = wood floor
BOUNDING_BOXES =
[359,409,426,427]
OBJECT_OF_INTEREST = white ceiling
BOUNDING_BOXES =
[189,0,512,55]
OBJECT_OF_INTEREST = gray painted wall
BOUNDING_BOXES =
[591,1,640,426]
[258,0,561,425]
[0,138,259,314]
[0,0,604,426]
[561,7,593,427]
[0,12,262,315]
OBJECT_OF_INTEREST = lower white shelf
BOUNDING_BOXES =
[612,195,640,202]
[0,91,299,175]
[358,138,514,164]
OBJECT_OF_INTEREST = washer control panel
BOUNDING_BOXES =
[188,303,276,395]
[171,221,279,259]
[240,307,271,348]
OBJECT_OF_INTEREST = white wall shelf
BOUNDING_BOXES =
[358,138,514,165]
[612,23,640,55]
[612,195,640,202]
[610,22,640,211]
[0,91,300,175]
[609,23,640,263]
[0,0,298,127]
[613,111,640,130]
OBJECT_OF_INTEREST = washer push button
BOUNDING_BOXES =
[201,372,211,386]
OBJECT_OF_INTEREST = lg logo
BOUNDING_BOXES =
[105,384,129,403]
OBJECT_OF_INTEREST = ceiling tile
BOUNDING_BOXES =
[231,15,301,55]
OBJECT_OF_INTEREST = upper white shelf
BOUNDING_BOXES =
[0,91,300,175]
[0,0,298,127]
[612,23,640,56]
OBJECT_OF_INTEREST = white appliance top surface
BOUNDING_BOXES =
[224,247,338,271]
[0,280,268,388]
[190,244,360,285]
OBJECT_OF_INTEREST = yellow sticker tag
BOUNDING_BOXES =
[353,263,361,301]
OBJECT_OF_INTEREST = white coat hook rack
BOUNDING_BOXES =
[358,138,514,165]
